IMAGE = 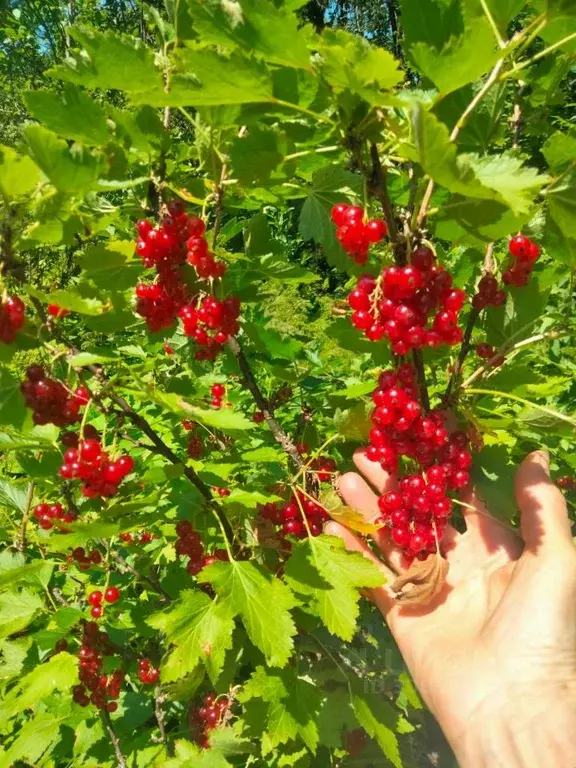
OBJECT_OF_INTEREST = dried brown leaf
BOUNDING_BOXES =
[391,554,449,605]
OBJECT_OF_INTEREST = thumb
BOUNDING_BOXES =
[515,451,573,553]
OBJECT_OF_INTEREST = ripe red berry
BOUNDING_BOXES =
[79,439,101,464]
[104,586,120,604]
[90,605,103,619]
[88,591,103,606]
[211,383,225,398]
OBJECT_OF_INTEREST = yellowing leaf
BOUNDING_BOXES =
[320,488,382,535]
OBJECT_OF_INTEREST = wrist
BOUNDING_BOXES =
[446,681,576,768]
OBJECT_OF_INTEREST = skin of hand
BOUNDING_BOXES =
[326,450,576,768]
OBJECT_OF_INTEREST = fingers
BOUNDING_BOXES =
[338,471,406,571]
[324,520,396,616]
[459,487,523,560]
[515,451,573,554]
[353,449,397,494]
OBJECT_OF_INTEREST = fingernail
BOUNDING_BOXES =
[534,450,550,475]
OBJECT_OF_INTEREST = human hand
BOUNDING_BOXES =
[326,450,576,767]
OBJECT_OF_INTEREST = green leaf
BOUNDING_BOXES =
[0,369,26,429]
[0,710,63,768]
[0,589,44,639]
[400,0,499,94]
[221,489,282,509]
[299,165,362,272]
[412,107,547,213]
[24,84,109,145]
[135,48,274,107]
[67,351,117,366]
[244,321,303,360]
[0,479,30,513]
[351,691,402,768]
[0,145,41,199]
[470,444,516,523]
[26,284,105,315]
[199,561,298,666]
[465,152,548,216]
[44,521,119,552]
[0,651,77,720]
[240,447,286,463]
[148,590,235,683]
[184,405,256,432]
[229,126,284,184]
[285,535,385,640]
[48,26,163,93]
[0,560,54,591]
[239,666,322,753]
[542,131,576,171]
[183,0,310,69]
[317,29,403,100]
[484,0,527,31]
[23,125,102,193]
[0,637,33,682]
[548,170,576,238]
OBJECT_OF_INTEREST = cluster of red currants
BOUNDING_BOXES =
[72,621,123,711]
[331,204,388,265]
[68,546,102,570]
[503,234,540,287]
[119,530,156,545]
[213,486,231,498]
[365,365,472,558]
[471,273,506,310]
[134,203,241,361]
[190,692,230,749]
[0,294,25,343]
[87,585,120,619]
[557,476,576,492]
[175,520,229,575]
[33,502,76,530]
[138,658,160,685]
[179,295,241,361]
[20,365,89,427]
[345,246,467,354]
[259,491,329,539]
[47,303,69,318]
[59,439,134,498]
[210,382,225,408]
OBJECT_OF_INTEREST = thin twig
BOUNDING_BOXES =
[227,336,303,467]
[369,142,402,252]
[416,60,505,227]
[461,331,559,389]
[212,162,227,249]
[154,689,174,756]
[111,552,172,603]
[17,482,35,553]
[101,709,128,768]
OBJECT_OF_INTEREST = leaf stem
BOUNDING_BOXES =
[465,388,576,427]
[461,331,561,389]
[17,482,35,553]
[416,60,504,227]
[479,0,506,49]
[500,31,576,80]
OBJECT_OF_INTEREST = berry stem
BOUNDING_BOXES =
[445,243,495,400]
[411,349,430,412]
[227,335,303,467]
